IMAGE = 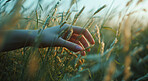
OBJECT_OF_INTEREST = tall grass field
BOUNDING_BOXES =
[0,0,148,81]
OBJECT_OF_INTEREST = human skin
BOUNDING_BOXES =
[0,24,95,56]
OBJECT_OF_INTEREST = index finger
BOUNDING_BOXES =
[72,26,95,44]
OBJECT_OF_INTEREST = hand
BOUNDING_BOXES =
[39,24,95,56]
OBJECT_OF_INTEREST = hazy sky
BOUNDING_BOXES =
[53,0,148,13]
[2,0,148,16]
[40,0,148,20]
[22,0,148,26]
[1,0,148,24]
[57,0,148,23]
[22,0,148,13]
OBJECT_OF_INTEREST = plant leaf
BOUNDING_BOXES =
[102,26,116,34]
[39,3,43,11]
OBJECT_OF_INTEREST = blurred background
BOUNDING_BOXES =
[0,0,148,81]
[1,0,148,30]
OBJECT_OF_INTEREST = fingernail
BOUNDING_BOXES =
[92,40,95,44]
[76,45,83,51]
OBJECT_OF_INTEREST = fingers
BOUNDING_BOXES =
[69,38,86,56]
[72,26,95,44]
[58,38,83,52]
[70,34,90,52]
[57,24,94,56]
[59,24,95,44]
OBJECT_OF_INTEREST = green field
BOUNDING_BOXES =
[0,0,148,81]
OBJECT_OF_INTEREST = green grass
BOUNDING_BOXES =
[0,0,148,81]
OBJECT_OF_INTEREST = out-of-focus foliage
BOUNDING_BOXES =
[0,0,148,81]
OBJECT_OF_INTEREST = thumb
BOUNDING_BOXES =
[58,38,83,52]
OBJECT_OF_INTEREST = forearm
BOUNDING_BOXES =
[0,30,37,52]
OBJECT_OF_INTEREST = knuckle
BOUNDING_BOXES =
[80,35,84,40]
[63,24,70,27]
[83,28,88,33]
[81,35,85,38]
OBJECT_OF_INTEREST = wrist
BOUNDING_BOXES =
[28,30,38,46]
